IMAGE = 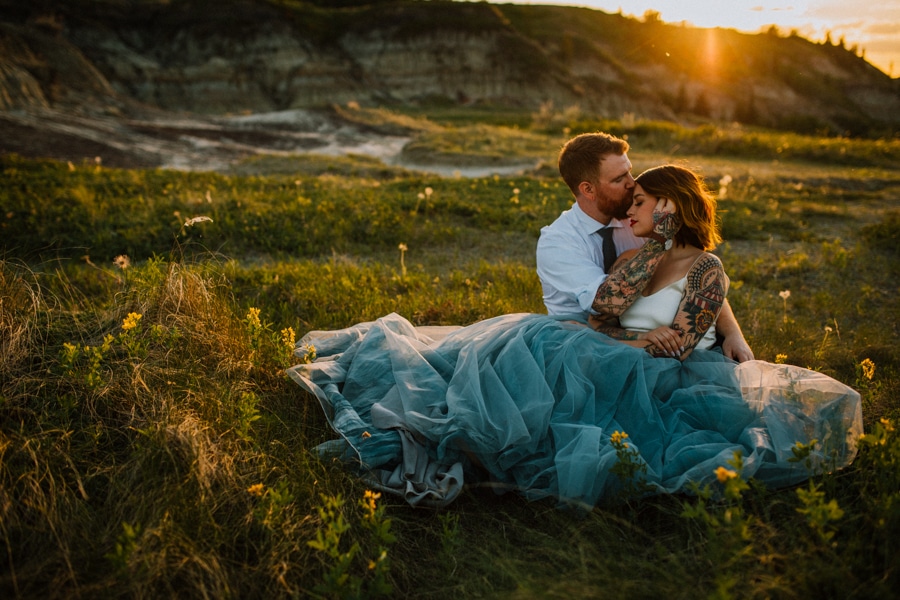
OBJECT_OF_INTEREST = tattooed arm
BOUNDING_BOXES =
[662,253,729,360]
[592,253,729,360]
[590,208,680,316]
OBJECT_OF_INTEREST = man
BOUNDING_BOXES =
[536,132,754,362]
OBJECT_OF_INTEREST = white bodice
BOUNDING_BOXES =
[620,276,717,350]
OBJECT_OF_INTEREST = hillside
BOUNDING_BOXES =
[1,0,898,168]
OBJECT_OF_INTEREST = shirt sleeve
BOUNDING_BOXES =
[536,226,607,314]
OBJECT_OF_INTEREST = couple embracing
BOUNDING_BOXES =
[289,132,862,509]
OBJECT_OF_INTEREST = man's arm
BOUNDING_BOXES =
[590,209,680,316]
[716,299,754,362]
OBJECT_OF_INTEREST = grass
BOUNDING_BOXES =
[2,113,900,598]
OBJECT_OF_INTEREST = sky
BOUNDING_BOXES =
[506,1,900,77]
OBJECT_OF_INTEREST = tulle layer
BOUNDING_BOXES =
[288,313,863,508]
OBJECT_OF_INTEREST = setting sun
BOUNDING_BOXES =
[512,0,900,76]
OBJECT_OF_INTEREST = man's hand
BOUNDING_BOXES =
[722,334,754,363]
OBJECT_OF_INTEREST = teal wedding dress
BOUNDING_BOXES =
[288,313,862,508]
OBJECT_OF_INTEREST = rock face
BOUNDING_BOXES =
[1,0,898,134]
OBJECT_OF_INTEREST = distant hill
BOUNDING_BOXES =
[1,0,898,139]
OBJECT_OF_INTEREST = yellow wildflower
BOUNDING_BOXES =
[715,466,738,483]
[610,430,629,445]
[122,312,142,331]
[246,307,261,329]
[362,489,381,522]
[281,327,296,350]
[775,353,788,364]
[247,483,265,497]
[860,358,875,381]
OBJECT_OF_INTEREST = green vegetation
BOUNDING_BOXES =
[2,115,900,597]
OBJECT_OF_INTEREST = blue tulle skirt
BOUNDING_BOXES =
[288,313,863,508]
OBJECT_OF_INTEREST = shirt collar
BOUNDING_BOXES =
[571,203,624,234]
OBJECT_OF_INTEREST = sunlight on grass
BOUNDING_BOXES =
[1,114,899,597]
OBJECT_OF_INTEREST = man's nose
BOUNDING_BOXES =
[625,174,635,188]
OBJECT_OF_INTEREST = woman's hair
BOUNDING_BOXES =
[558,132,629,196]
[635,165,722,251]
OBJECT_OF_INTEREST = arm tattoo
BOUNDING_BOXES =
[672,254,728,354]
[590,314,642,340]
[591,239,666,316]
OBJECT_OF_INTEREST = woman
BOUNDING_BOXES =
[288,167,862,509]
[590,165,727,360]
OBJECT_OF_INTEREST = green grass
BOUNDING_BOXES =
[2,116,900,598]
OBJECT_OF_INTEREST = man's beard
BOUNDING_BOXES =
[610,196,632,220]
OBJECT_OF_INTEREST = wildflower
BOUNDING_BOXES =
[824,326,833,333]
[719,174,733,186]
[417,192,425,200]
[362,490,381,522]
[424,187,433,197]
[860,358,875,381]
[281,327,296,350]
[246,307,261,329]
[122,312,142,331]
[113,255,130,270]
[184,215,213,227]
[610,430,629,445]
[513,188,520,195]
[398,243,408,278]
[775,353,788,364]
[247,483,265,497]
[301,344,317,363]
[879,417,894,433]
[716,466,738,483]
[779,290,791,322]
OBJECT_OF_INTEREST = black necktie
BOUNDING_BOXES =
[598,227,617,272]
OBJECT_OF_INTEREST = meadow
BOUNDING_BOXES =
[1,113,899,598]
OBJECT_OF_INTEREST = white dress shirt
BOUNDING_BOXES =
[536,203,642,317]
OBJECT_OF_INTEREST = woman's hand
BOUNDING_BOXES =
[655,197,677,214]
[652,197,681,241]
[640,326,685,357]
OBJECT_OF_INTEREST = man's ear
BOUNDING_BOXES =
[577,181,593,198]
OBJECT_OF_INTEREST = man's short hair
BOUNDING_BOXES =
[558,132,630,195]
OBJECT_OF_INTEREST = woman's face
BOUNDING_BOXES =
[626,183,661,237]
